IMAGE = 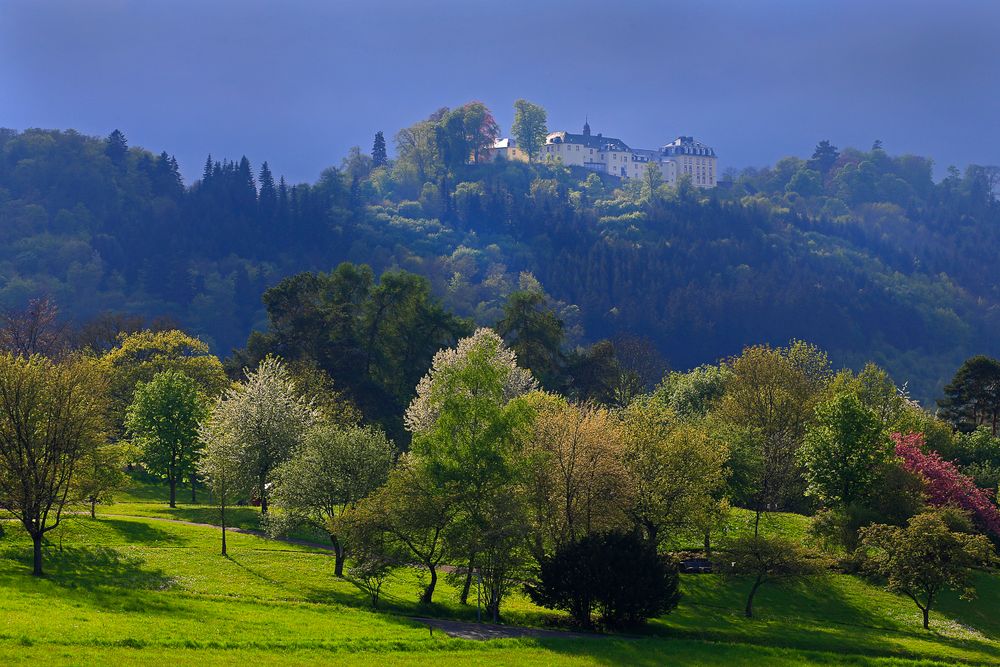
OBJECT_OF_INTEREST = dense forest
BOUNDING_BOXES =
[1,103,999,404]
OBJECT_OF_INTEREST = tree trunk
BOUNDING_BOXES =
[332,537,345,577]
[32,533,43,576]
[460,554,476,605]
[704,530,711,556]
[642,519,659,547]
[259,480,268,515]
[922,606,929,630]
[421,564,437,604]
[221,501,227,556]
[169,477,177,508]
[745,577,763,618]
[191,478,197,503]
[90,498,97,519]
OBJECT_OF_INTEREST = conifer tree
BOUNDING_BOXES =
[372,131,388,168]
[105,129,128,164]
[276,175,289,232]
[237,156,256,217]
[202,154,214,183]
[258,161,277,221]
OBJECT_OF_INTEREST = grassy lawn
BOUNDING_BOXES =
[0,482,993,665]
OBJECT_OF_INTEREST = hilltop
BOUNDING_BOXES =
[1,116,999,401]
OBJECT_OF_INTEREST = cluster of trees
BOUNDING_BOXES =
[4,105,1000,404]
[227,262,666,442]
[0,291,996,633]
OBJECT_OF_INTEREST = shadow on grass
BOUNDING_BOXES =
[0,543,181,616]
[650,574,1000,664]
[225,554,283,586]
[154,506,263,532]
[43,545,172,590]
[99,517,188,546]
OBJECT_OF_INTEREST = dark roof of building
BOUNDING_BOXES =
[546,130,630,152]
[661,136,716,157]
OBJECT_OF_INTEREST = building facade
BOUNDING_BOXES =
[486,121,717,188]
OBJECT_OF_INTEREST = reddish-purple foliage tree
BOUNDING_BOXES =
[893,432,1000,538]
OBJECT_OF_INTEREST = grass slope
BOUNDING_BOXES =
[0,481,994,665]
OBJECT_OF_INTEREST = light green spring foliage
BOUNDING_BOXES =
[718,341,831,513]
[655,364,732,419]
[126,369,208,502]
[511,99,548,161]
[74,440,133,515]
[405,328,538,618]
[826,363,909,428]
[621,396,729,546]
[800,392,893,507]
[859,509,996,629]
[406,328,536,493]
[102,330,228,428]
[197,407,246,507]
[720,533,825,618]
[271,423,395,534]
[0,353,108,574]
[207,356,316,510]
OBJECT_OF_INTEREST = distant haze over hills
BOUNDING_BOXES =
[2,1,999,184]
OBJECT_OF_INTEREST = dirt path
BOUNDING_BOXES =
[411,617,608,641]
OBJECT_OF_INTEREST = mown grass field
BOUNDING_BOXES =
[0,479,996,665]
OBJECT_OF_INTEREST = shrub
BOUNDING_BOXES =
[527,531,680,630]
[894,432,1000,539]
[396,200,424,218]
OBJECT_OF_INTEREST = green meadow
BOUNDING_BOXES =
[0,480,995,666]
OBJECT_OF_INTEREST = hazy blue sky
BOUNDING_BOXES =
[3,0,999,184]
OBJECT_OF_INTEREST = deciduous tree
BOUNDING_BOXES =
[74,441,132,518]
[0,354,107,575]
[496,290,564,390]
[526,396,630,557]
[894,432,1000,538]
[621,397,728,547]
[271,423,394,575]
[198,410,247,555]
[126,370,208,507]
[405,328,536,615]
[511,99,547,162]
[213,357,316,515]
[344,456,454,603]
[719,342,830,533]
[721,535,822,618]
[102,330,228,435]
[859,509,994,629]
[800,392,892,507]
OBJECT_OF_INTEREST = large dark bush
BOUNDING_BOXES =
[527,531,680,629]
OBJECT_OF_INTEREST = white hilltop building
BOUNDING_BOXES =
[486,120,718,188]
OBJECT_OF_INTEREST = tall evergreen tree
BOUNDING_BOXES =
[938,356,1000,435]
[808,140,840,173]
[201,153,215,183]
[372,131,388,168]
[237,156,257,217]
[105,129,128,165]
[258,161,277,221]
[276,175,289,232]
[202,154,214,183]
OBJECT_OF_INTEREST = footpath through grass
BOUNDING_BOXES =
[0,480,994,665]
